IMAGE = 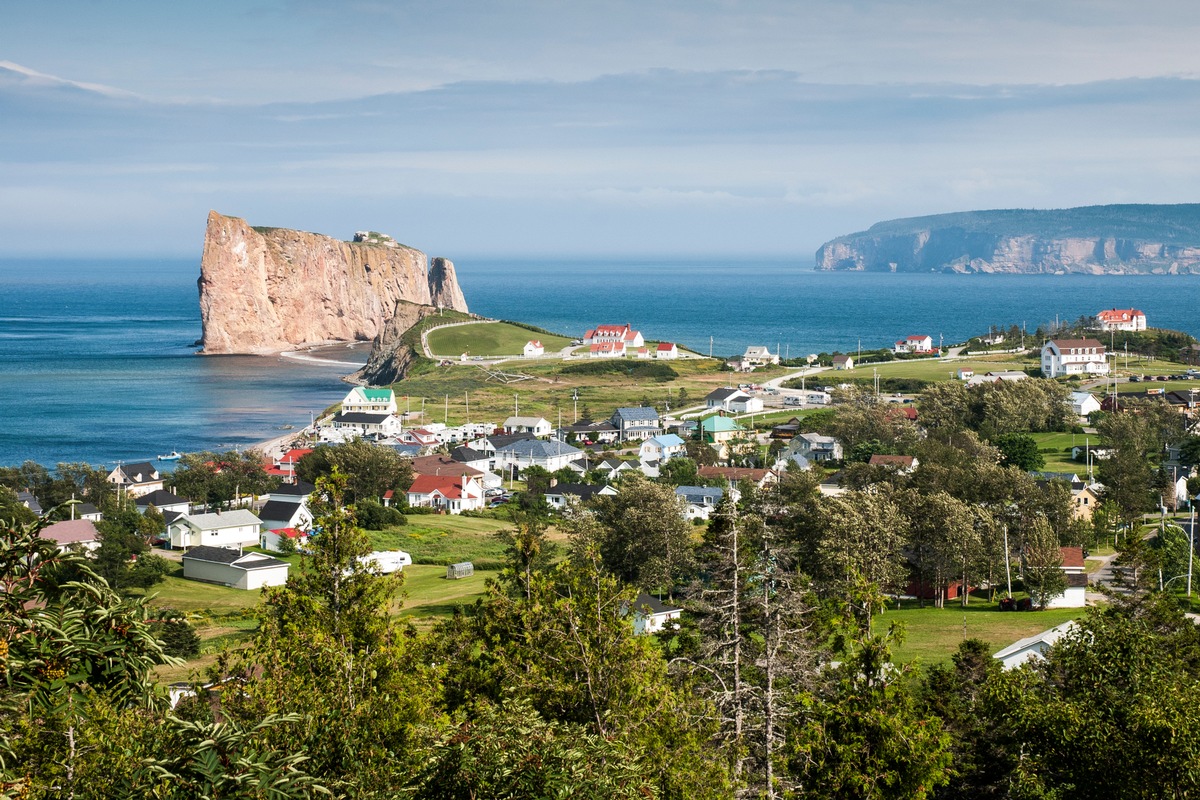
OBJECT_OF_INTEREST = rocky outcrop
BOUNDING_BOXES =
[352,300,439,386]
[198,211,469,354]
[815,204,1200,274]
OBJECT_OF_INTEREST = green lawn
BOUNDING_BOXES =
[1028,431,1102,474]
[878,601,1086,667]
[846,355,1033,383]
[426,321,573,358]
[369,514,515,570]
[396,564,497,626]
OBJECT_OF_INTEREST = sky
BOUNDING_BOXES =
[3,1,1200,260]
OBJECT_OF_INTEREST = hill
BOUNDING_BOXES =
[815,203,1200,274]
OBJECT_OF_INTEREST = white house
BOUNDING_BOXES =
[832,354,854,370]
[331,412,403,438]
[1044,546,1089,609]
[957,368,975,380]
[993,621,1078,670]
[41,519,102,552]
[675,485,736,521]
[656,342,679,360]
[182,545,290,590]
[1095,308,1147,332]
[406,474,485,514]
[341,386,397,415]
[584,323,644,348]
[136,489,190,516]
[589,340,626,358]
[543,483,619,510]
[640,434,688,463]
[502,416,553,437]
[1041,339,1110,378]
[1069,391,1102,417]
[523,340,545,357]
[167,509,263,550]
[629,593,683,635]
[894,335,935,354]
[107,462,164,498]
[705,387,753,412]
[257,498,313,532]
[742,346,780,367]
[260,527,308,553]
[610,407,662,441]
[494,439,585,473]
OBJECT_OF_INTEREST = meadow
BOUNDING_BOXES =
[426,321,573,357]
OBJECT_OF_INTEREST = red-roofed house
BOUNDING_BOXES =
[1045,546,1088,608]
[893,335,936,354]
[584,324,644,348]
[260,527,309,553]
[406,474,484,514]
[41,519,102,552]
[656,342,679,360]
[1095,308,1146,332]
[269,448,312,480]
[589,340,627,358]
[523,340,545,357]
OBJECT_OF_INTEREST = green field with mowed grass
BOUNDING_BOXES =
[426,321,573,357]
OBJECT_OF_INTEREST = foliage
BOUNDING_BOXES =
[560,360,679,381]
[990,432,1045,471]
[170,449,279,510]
[1020,518,1067,609]
[152,608,201,659]
[355,498,407,530]
[587,474,696,592]
[295,439,413,503]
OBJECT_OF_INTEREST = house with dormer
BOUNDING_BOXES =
[1041,339,1109,378]
[406,474,485,514]
[107,462,164,498]
[584,323,644,348]
[611,407,662,441]
[341,386,397,415]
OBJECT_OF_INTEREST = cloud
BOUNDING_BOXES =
[0,60,139,99]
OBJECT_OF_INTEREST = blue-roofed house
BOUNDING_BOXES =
[640,434,688,463]
[674,485,737,521]
[495,438,585,473]
[610,407,662,441]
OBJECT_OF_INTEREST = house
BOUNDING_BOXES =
[41,519,101,552]
[832,354,854,370]
[640,434,688,463]
[1041,339,1109,378]
[629,593,683,635]
[742,346,780,367]
[71,503,103,521]
[611,407,662,441]
[413,453,500,490]
[266,480,316,504]
[699,415,745,445]
[16,490,42,515]
[957,369,975,380]
[656,342,679,360]
[395,428,441,449]
[696,466,779,489]
[494,438,585,473]
[406,474,485,514]
[167,509,263,550]
[107,462,164,497]
[268,448,312,480]
[523,340,545,357]
[635,346,652,359]
[894,335,936,355]
[675,485,734,520]
[584,323,644,348]
[1052,546,1089,608]
[966,370,1031,386]
[868,454,919,473]
[706,387,751,412]
[182,545,289,591]
[589,340,627,358]
[502,416,553,437]
[1095,308,1147,332]
[786,433,843,468]
[260,527,308,553]
[449,446,496,473]
[993,621,1078,670]
[770,417,803,440]
[341,386,397,415]
[595,458,638,479]
[257,498,313,532]
[331,412,403,438]
[558,419,621,445]
[1069,391,1102,417]
[543,482,619,511]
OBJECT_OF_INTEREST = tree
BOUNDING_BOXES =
[294,440,412,503]
[520,464,553,496]
[498,505,556,601]
[94,503,171,591]
[1097,410,1160,526]
[153,608,201,658]
[589,474,695,592]
[659,456,699,486]
[171,449,279,510]
[991,432,1044,471]
[1021,518,1067,609]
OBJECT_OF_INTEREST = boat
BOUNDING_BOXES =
[157,450,182,461]
[277,424,294,430]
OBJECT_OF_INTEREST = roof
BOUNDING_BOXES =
[496,439,584,459]
[174,509,262,530]
[41,519,100,545]
[412,454,484,477]
[700,415,743,433]
[273,480,316,496]
[408,474,480,499]
[657,342,677,351]
[646,434,686,448]
[258,500,303,524]
[526,339,541,347]
[706,387,744,402]
[589,341,625,353]
[545,483,608,502]
[905,334,931,342]
[1047,338,1105,350]
[868,454,915,468]
[675,486,725,505]
[1060,546,1085,569]
[116,462,158,481]
[796,432,838,447]
[613,406,660,422]
[335,411,393,424]
[632,592,682,616]
[450,446,490,463]
[832,354,851,363]
[183,545,288,570]
[993,621,1078,662]
[1097,308,1144,321]
[136,489,187,507]
[269,527,306,539]
[75,503,100,516]
[362,388,394,401]
[277,448,313,465]
[503,416,550,428]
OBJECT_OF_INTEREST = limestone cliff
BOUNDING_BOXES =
[198,211,469,354]
[815,204,1200,274]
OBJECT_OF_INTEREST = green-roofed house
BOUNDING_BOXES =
[342,386,397,415]
[700,415,745,445]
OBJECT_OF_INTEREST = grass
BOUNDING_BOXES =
[427,321,573,358]
[840,354,1033,384]
[878,599,1086,667]
[1027,432,1103,474]
[369,515,513,569]
[396,564,497,626]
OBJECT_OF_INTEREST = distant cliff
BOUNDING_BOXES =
[815,204,1200,274]
[198,211,469,354]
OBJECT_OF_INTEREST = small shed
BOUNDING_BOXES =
[446,561,474,580]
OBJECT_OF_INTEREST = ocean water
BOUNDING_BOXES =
[1,256,1198,468]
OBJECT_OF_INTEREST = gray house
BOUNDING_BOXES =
[610,407,662,441]
[785,433,844,469]
[181,545,289,590]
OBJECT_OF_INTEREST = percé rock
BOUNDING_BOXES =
[198,211,469,354]
[815,204,1200,274]
[352,300,439,386]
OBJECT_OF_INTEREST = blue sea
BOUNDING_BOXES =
[1,257,1198,468]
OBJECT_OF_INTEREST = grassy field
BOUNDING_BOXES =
[370,514,516,569]
[1027,431,1102,474]
[850,354,1033,383]
[426,321,573,358]
[878,600,1085,667]
[396,564,497,626]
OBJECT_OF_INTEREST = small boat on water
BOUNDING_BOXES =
[157,450,182,461]
[277,424,294,430]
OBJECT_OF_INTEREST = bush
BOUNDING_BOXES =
[356,500,409,530]
[153,609,201,658]
[559,361,678,382]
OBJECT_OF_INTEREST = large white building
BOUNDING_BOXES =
[1041,338,1110,378]
[1095,308,1146,332]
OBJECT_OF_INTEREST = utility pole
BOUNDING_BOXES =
[465,391,470,423]
[709,336,713,357]
[1003,525,1013,598]
[572,389,579,422]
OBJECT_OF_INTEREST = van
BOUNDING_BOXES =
[783,395,802,406]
